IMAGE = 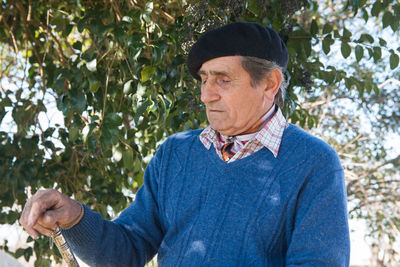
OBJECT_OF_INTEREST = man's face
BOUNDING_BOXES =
[199,56,273,136]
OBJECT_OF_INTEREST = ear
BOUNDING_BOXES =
[262,68,282,102]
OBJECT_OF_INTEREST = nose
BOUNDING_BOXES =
[201,80,220,104]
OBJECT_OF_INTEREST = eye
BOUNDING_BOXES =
[217,77,231,85]
[201,78,207,85]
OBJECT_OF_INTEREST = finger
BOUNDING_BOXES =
[26,190,60,227]
[19,199,33,228]
[20,189,47,228]
[33,222,54,237]
[26,201,45,227]
[25,227,39,240]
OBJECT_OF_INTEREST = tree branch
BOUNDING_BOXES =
[378,78,400,89]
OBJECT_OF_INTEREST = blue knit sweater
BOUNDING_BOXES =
[63,124,350,266]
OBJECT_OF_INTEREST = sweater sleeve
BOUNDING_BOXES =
[61,148,164,267]
[285,150,350,266]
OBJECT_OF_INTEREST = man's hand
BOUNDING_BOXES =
[19,189,82,239]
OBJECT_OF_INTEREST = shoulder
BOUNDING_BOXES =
[156,129,203,155]
[164,129,203,147]
[281,124,341,168]
[168,129,203,142]
[149,129,203,171]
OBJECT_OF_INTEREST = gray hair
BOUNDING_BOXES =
[240,56,287,108]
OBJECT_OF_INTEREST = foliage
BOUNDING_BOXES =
[0,0,399,265]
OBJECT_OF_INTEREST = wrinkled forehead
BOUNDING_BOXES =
[198,56,243,76]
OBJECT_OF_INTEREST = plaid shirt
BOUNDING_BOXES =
[199,107,287,162]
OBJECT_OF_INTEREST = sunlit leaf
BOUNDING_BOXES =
[141,66,156,83]
[89,76,101,93]
[124,80,134,94]
[86,58,97,72]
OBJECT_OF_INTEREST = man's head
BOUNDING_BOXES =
[187,22,289,136]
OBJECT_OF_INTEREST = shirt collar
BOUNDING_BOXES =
[199,106,287,157]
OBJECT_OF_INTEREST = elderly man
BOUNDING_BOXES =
[20,22,350,266]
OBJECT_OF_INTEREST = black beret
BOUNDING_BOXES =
[187,22,289,80]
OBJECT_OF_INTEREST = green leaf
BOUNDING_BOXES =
[342,27,352,39]
[344,77,352,89]
[72,41,82,51]
[141,66,156,83]
[367,47,374,59]
[322,37,332,55]
[355,45,364,62]
[87,135,97,152]
[82,122,96,143]
[135,83,147,100]
[322,23,333,34]
[382,11,393,29]
[43,141,56,151]
[104,113,122,127]
[341,42,351,58]
[123,149,134,170]
[141,13,152,24]
[24,247,33,262]
[69,127,79,142]
[378,38,387,46]
[310,19,318,35]
[112,145,123,162]
[121,16,133,23]
[124,80,134,94]
[365,80,372,94]
[361,8,369,22]
[43,127,55,138]
[390,53,399,69]
[0,107,6,124]
[358,33,374,43]
[88,76,100,93]
[15,248,25,258]
[390,16,399,32]
[69,89,86,113]
[373,46,382,62]
[100,127,119,148]
[371,1,382,17]
[307,116,315,129]
[134,99,151,123]
[144,1,154,14]
[333,30,340,39]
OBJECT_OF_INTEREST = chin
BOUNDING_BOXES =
[214,127,233,136]
[209,122,234,135]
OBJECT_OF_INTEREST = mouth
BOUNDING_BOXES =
[207,107,223,113]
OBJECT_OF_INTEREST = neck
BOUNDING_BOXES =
[241,105,276,135]
[240,116,266,135]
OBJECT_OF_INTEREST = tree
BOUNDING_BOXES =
[0,0,399,265]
